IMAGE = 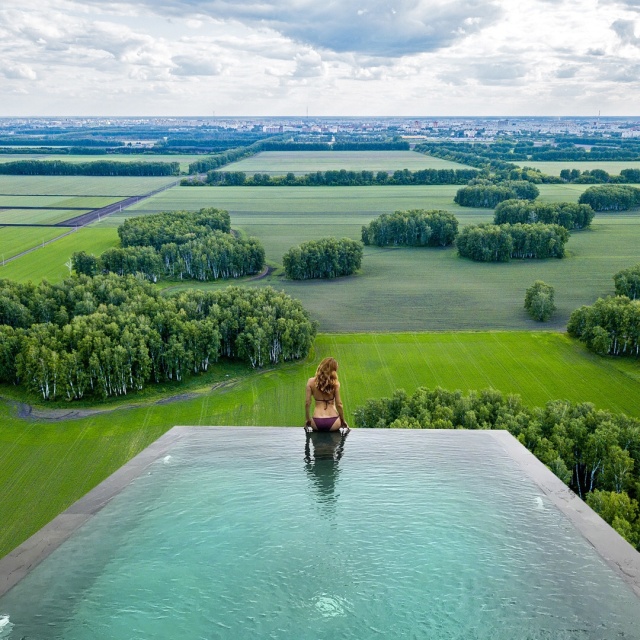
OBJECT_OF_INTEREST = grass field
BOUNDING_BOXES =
[99,183,639,332]
[0,209,92,224]
[1,330,639,559]
[0,227,69,261]
[0,175,177,196]
[517,160,640,175]
[0,228,119,282]
[223,150,474,174]
[0,154,207,173]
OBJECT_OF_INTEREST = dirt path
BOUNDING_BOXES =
[3,380,237,422]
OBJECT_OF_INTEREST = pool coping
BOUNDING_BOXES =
[1,427,639,601]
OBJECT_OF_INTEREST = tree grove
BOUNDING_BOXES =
[361,210,458,247]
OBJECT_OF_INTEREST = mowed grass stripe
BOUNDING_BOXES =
[1,331,640,558]
[0,228,119,283]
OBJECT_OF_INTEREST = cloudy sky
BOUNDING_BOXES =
[1,0,639,116]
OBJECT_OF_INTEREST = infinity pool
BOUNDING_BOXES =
[1,428,639,639]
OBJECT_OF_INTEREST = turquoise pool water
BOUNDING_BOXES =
[1,428,639,639]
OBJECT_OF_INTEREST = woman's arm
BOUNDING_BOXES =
[305,380,313,426]
[334,383,348,427]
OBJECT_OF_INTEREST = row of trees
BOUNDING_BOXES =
[0,160,180,176]
[353,386,640,549]
[361,210,458,247]
[494,200,594,230]
[194,168,480,187]
[454,181,540,207]
[568,296,640,357]
[456,223,569,261]
[578,185,640,211]
[0,276,317,399]
[260,141,410,151]
[559,168,640,184]
[187,138,276,174]
[283,238,363,280]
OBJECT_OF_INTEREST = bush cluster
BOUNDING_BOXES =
[524,281,556,321]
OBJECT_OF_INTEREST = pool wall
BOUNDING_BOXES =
[1,427,639,601]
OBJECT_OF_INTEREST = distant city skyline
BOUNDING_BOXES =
[1,0,640,117]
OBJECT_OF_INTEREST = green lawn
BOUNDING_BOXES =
[1,331,639,559]
[0,195,122,209]
[518,160,640,176]
[0,175,177,196]
[223,150,475,174]
[0,227,69,261]
[0,228,119,282]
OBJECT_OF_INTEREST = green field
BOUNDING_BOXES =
[0,154,206,173]
[517,160,640,175]
[0,228,119,282]
[223,150,474,174]
[0,227,69,261]
[1,330,639,558]
[0,209,91,225]
[0,175,177,196]
[95,183,640,332]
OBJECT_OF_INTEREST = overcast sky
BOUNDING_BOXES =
[1,0,639,116]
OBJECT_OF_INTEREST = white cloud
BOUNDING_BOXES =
[0,0,639,115]
[1,63,37,80]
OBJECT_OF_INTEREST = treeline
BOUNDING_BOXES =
[75,208,264,282]
[259,141,410,151]
[193,167,480,187]
[353,386,640,549]
[361,210,458,247]
[456,223,569,261]
[283,237,363,280]
[0,276,317,400]
[454,181,540,207]
[559,168,640,184]
[415,139,640,167]
[494,200,594,230]
[0,160,179,176]
[578,185,640,211]
[187,138,280,174]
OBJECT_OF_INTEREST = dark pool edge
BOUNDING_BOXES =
[0,425,189,598]
[488,430,640,600]
[2,427,639,603]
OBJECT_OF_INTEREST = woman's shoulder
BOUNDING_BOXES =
[306,377,316,387]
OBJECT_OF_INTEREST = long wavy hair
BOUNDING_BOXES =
[314,357,338,395]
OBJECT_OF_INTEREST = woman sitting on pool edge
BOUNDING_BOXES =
[305,357,350,433]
